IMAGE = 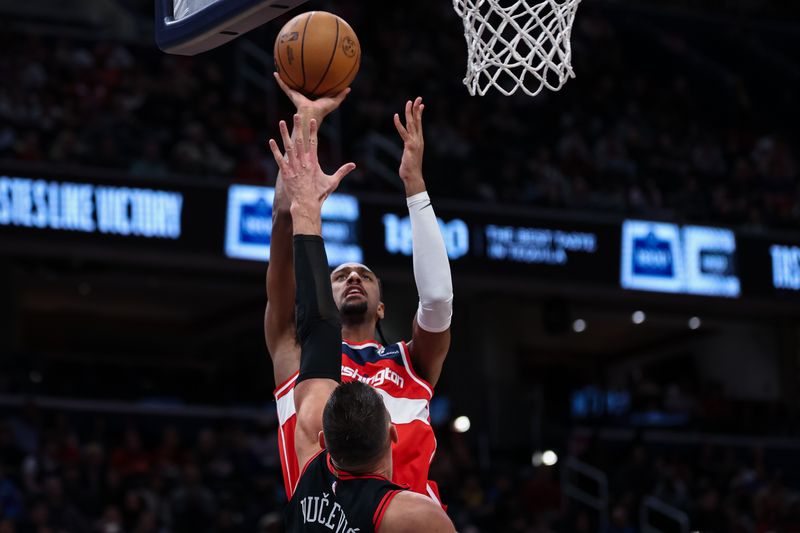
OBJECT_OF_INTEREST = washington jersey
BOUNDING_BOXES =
[285,450,405,533]
[274,340,441,504]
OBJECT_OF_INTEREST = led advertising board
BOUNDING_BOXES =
[224,184,362,266]
[621,220,740,297]
[0,173,229,258]
[359,202,619,286]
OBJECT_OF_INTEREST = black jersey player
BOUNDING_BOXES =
[267,116,454,533]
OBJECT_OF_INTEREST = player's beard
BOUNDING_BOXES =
[339,299,369,324]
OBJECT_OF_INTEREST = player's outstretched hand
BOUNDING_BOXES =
[268,114,355,230]
[394,97,425,185]
[274,72,351,126]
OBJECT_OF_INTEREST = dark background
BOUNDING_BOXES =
[0,0,799,532]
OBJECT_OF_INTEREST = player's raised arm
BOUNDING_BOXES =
[264,174,299,385]
[393,97,453,387]
[264,75,351,385]
[267,114,356,469]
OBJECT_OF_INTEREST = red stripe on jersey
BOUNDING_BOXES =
[298,449,326,480]
[373,489,402,531]
[397,341,434,397]
[343,339,383,348]
[274,371,299,398]
[274,375,299,499]
[277,413,298,498]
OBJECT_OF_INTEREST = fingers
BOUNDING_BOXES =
[278,119,297,169]
[278,119,292,151]
[267,138,286,172]
[396,97,424,139]
[393,112,409,140]
[330,162,357,191]
[273,72,288,91]
[274,72,300,103]
[414,97,424,132]
[331,87,351,107]
[293,114,308,168]
[404,100,414,133]
[407,97,423,135]
[308,118,319,166]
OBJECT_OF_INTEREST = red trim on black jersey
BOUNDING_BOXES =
[299,449,326,480]
[373,489,402,531]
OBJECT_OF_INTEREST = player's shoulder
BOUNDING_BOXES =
[378,491,454,533]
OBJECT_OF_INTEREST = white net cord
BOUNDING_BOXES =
[453,0,582,97]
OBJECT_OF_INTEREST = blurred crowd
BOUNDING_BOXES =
[1,1,798,228]
[0,406,285,533]
[1,404,799,533]
[556,439,800,533]
[612,364,800,436]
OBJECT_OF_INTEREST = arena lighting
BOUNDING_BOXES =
[532,450,559,467]
[572,319,587,333]
[689,316,702,330]
[452,416,471,433]
[632,310,646,324]
[542,450,558,466]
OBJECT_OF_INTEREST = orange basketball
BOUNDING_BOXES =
[274,11,361,98]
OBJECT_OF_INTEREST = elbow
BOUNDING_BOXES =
[417,297,453,333]
[420,283,453,307]
[419,297,453,316]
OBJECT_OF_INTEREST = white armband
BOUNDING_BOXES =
[407,191,453,333]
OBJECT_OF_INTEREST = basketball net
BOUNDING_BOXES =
[452,0,582,97]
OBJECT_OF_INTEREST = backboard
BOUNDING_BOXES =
[155,0,308,55]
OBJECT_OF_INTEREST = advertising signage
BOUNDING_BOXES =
[0,175,183,239]
[2,171,798,303]
[0,174,227,256]
[770,245,800,291]
[620,220,741,298]
[359,202,621,286]
[223,185,362,266]
[737,236,800,300]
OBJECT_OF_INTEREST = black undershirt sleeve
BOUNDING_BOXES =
[293,235,342,384]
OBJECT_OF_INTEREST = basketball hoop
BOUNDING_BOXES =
[452,0,582,97]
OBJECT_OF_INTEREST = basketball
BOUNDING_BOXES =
[274,11,361,98]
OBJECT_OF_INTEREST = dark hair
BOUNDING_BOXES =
[322,381,390,471]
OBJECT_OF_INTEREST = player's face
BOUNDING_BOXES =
[330,265,382,319]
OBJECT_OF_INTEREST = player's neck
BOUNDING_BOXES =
[375,457,392,480]
[352,457,392,480]
[341,322,378,344]
[333,455,392,480]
